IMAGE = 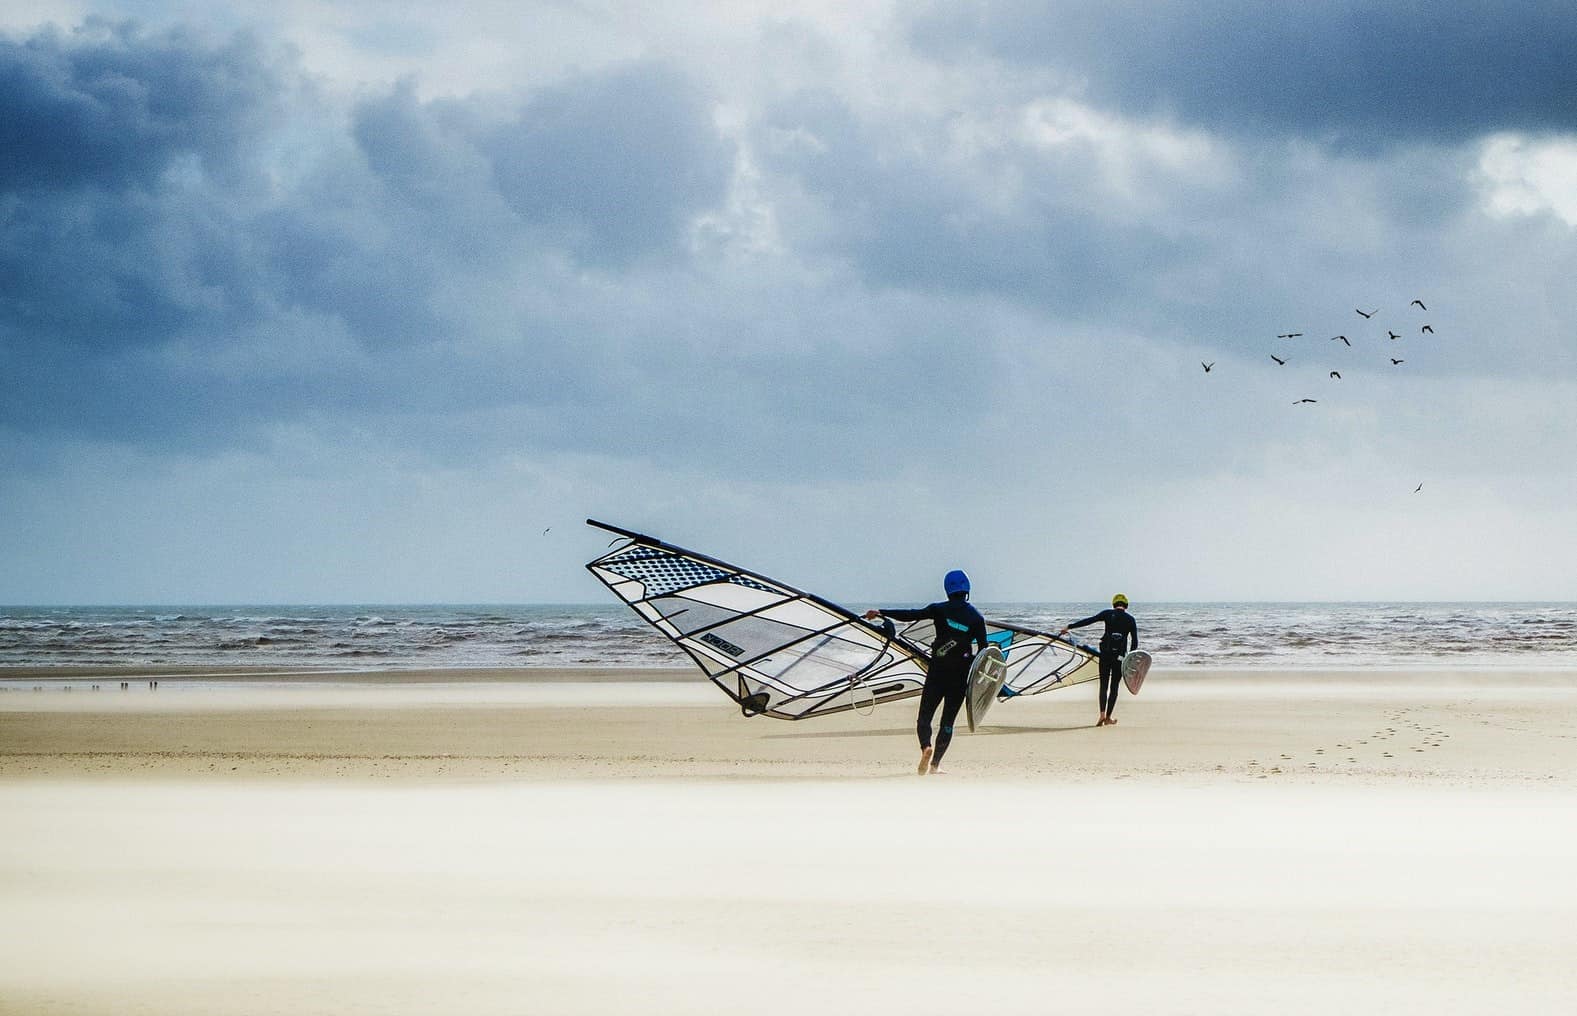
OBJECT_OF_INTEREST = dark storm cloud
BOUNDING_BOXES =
[0,21,284,354]
[1,21,744,456]
[906,1,1577,144]
[0,18,282,191]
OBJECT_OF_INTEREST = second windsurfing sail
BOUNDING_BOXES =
[884,615,1102,699]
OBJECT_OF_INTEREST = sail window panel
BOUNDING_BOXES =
[678,581,787,614]
[693,612,875,671]
[645,596,752,636]
[756,597,869,634]
[743,631,885,688]
[745,641,915,698]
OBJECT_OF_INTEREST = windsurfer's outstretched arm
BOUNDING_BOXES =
[863,570,980,775]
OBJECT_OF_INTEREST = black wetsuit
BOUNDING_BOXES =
[880,594,988,766]
[1067,608,1138,717]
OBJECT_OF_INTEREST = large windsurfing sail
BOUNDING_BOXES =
[584,519,1100,720]
[585,519,928,719]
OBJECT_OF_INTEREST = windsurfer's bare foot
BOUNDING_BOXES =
[917,746,933,774]
[1097,716,1108,726]
[1106,717,1117,725]
[928,765,942,775]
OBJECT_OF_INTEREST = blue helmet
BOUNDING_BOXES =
[943,569,970,596]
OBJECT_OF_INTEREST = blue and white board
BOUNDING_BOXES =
[965,644,1008,732]
[1122,649,1152,695]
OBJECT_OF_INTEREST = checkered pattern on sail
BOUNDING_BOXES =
[600,546,774,599]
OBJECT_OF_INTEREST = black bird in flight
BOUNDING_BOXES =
[1277,332,1303,339]
[543,527,551,535]
[1271,354,1286,365]
[1202,362,1214,373]
[1421,325,1434,334]
[1391,358,1405,365]
[1357,308,1377,318]
[1331,335,1351,346]
[1411,300,1427,310]
[1329,371,1341,379]
[1294,398,1318,404]
[1414,483,1424,493]
[1388,330,1401,340]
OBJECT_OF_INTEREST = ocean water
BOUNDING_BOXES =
[3,602,1577,672]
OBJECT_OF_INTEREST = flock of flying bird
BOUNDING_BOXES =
[1202,298,1438,492]
[1202,299,1434,399]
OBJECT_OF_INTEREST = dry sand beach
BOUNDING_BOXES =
[4,667,1577,1014]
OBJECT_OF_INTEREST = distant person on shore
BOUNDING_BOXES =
[864,570,988,775]
[1060,595,1138,727]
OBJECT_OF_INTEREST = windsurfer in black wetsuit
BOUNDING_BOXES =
[1060,594,1138,727]
[864,570,988,775]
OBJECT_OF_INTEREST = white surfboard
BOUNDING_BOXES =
[965,644,1008,732]
[1122,649,1152,695]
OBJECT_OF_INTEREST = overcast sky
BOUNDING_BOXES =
[3,1,1576,605]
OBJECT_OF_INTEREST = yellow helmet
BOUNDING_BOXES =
[1112,593,1129,607]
